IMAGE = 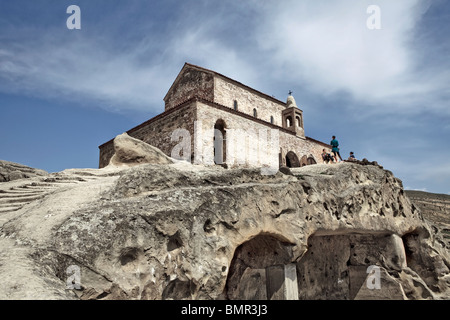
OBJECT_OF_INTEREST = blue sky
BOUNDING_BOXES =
[0,0,449,194]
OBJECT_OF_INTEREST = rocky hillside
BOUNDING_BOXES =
[405,190,450,249]
[0,160,48,182]
[0,134,449,300]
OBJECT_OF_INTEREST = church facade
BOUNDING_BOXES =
[98,63,331,171]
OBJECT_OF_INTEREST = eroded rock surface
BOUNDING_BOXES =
[0,160,48,182]
[405,190,450,250]
[108,133,174,167]
[0,158,449,300]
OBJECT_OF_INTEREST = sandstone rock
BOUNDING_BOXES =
[405,190,450,250]
[108,133,175,167]
[0,160,48,182]
[0,156,449,300]
[344,158,383,168]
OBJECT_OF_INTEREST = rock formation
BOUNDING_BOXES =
[0,160,48,182]
[108,133,174,167]
[0,134,449,300]
[405,190,450,250]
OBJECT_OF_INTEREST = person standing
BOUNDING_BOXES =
[330,136,343,162]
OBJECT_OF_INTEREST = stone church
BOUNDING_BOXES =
[98,63,331,170]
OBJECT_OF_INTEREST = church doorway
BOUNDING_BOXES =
[214,119,226,165]
[285,151,300,168]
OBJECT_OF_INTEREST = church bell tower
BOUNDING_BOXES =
[282,94,305,138]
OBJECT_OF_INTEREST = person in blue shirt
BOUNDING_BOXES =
[330,136,343,162]
[348,152,356,161]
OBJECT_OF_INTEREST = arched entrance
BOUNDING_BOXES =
[285,151,300,168]
[307,156,317,165]
[225,234,298,300]
[214,119,226,165]
[299,155,317,167]
[300,155,308,167]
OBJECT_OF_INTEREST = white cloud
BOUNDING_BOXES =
[0,29,178,112]
[0,17,257,113]
[164,25,257,86]
[0,0,447,118]
[254,0,447,115]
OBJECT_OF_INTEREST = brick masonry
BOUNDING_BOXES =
[99,63,332,169]
[99,101,197,168]
[213,75,286,126]
[164,68,214,111]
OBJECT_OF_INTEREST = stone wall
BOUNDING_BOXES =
[99,98,331,169]
[279,133,331,167]
[195,101,281,170]
[195,101,330,170]
[98,141,115,169]
[213,76,286,126]
[164,68,214,110]
[99,102,197,168]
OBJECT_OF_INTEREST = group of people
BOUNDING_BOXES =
[321,136,356,164]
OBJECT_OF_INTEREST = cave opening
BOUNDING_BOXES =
[225,231,411,300]
[296,232,407,300]
[224,233,297,300]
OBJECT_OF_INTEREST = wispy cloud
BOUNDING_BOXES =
[0,29,176,112]
[1,0,447,117]
[0,3,257,113]
[254,0,449,116]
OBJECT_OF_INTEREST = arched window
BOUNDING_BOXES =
[296,116,301,127]
[270,116,274,124]
[233,100,238,111]
[286,116,292,127]
[214,119,226,165]
[253,108,257,118]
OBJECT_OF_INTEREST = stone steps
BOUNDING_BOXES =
[0,194,46,205]
[16,187,57,193]
[0,205,23,213]
[42,179,81,184]
[0,192,47,199]
[0,174,102,215]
